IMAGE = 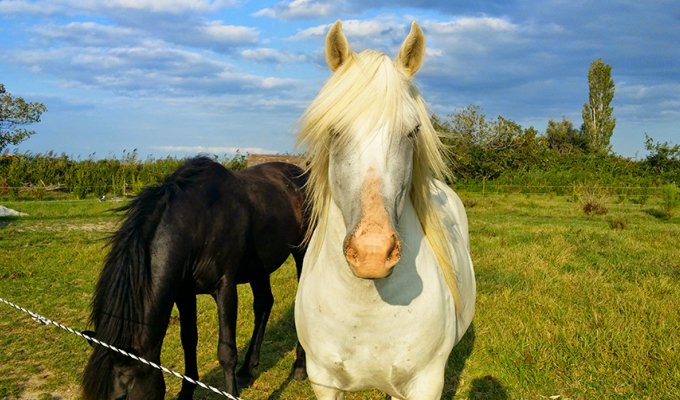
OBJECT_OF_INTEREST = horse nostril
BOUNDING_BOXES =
[385,235,402,267]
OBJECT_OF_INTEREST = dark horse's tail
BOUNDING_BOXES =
[82,157,218,400]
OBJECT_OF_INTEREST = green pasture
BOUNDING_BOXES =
[0,193,678,399]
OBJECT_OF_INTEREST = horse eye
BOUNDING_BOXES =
[407,124,420,139]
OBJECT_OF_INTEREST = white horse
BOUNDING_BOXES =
[294,20,476,400]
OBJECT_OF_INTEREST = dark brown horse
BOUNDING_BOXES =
[82,157,308,400]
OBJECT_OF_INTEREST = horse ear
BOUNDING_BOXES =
[326,20,352,71]
[396,21,426,77]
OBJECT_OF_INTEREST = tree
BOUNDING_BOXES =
[0,84,47,153]
[644,133,680,180]
[440,105,543,180]
[545,117,587,153]
[581,58,615,153]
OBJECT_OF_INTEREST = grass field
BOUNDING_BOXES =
[1,193,678,399]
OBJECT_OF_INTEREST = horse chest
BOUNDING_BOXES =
[297,254,454,386]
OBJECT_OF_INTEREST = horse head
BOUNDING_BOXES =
[82,330,165,400]
[299,20,445,280]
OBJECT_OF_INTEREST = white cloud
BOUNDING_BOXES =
[101,0,236,13]
[31,22,141,46]
[254,0,339,20]
[292,17,406,45]
[241,48,307,63]
[152,145,278,154]
[0,0,63,15]
[423,16,517,34]
[0,0,238,15]
[200,21,259,45]
[10,40,298,95]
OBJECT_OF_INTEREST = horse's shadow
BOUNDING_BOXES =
[185,317,503,400]
[442,322,476,398]
[467,374,508,400]
[190,304,299,400]
[443,323,509,400]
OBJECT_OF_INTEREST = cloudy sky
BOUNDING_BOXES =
[1,0,678,159]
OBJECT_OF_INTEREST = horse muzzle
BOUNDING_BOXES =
[344,230,402,279]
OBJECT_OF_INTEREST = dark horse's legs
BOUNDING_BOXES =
[176,293,199,400]
[292,250,308,380]
[236,274,274,386]
[214,279,240,396]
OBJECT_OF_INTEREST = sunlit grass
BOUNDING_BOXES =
[1,194,678,399]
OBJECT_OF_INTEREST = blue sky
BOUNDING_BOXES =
[1,0,679,159]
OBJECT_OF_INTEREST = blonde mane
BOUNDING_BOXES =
[296,50,461,312]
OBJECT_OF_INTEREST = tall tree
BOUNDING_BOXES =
[581,58,616,153]
[0,84,47,153]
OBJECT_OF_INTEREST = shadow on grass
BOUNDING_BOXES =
[188,304,300,400]
[467,375,508,400]
[442,323,477,398]
[644,208,670,220]
[0,215,20,228]
[184,311,484,400]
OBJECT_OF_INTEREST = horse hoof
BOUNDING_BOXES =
[176,390,194,400]
[292,366,308,381]
[236,373,255,389]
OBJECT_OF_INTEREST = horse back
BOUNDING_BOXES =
[234,162,309,274]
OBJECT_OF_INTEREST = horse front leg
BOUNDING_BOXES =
[213,279,239,396]
[176,293,198,400]
[292,250,308,380]
[236,274,273,387]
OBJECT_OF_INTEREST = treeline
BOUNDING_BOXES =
[0,150,246,199]
[435,106,680,189]
[1,110,679,200]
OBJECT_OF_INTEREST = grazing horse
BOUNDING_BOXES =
[82,157,308,400]
[294,21,476,399]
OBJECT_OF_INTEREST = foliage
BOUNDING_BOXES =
[545,117,587,154]
[0,84,47,153]
[644,134,680,182]
[0,151,247,200]
[660,183,679,219]
[581,58,616,153]
[438,106,545,181]
[575,183,609,216]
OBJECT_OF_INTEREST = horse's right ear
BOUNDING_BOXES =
[326,20,351,71]
[82,330,96,347]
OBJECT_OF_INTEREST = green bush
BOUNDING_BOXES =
[660,184,679,219]
[0,151,252,200]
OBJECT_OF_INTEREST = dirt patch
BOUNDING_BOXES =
[5,369,80,400]
[13,221,119,233]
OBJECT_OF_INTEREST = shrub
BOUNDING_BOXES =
[660,183,679,219]
[576,183,609,216]
[607,217,627,230]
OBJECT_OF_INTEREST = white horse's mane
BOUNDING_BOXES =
[296,49,462,311]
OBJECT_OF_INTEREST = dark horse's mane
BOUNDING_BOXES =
[82,156,230,399]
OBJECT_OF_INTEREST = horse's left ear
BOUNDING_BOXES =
[396,21,426,77]
[326,20,352,71]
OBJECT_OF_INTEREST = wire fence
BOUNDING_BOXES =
[0,296,241,400]
[1,183,671,198]
[451,183,669,198]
